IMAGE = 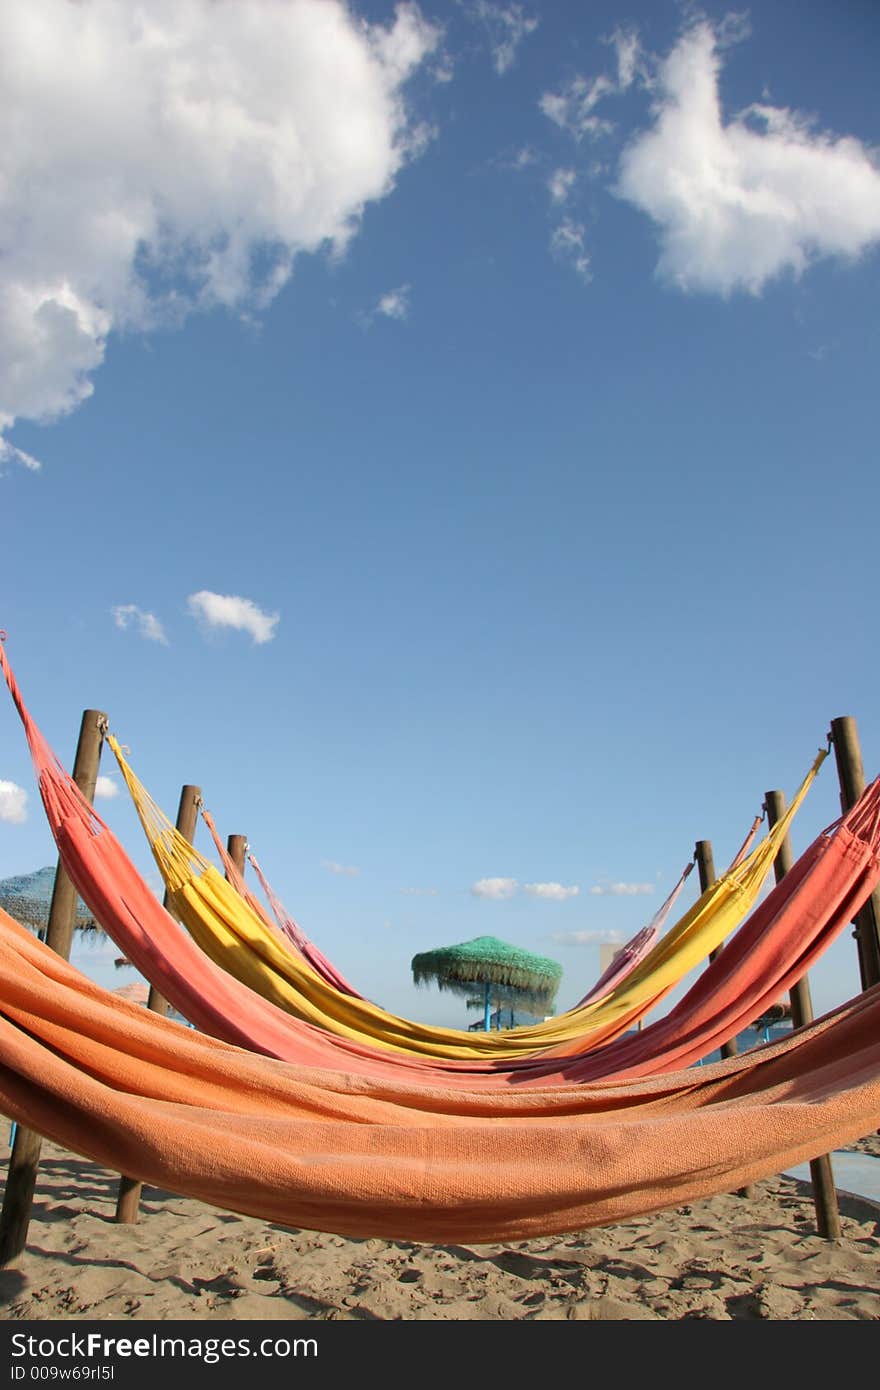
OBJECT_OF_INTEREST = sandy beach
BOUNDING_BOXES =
[1,1136,877,1321]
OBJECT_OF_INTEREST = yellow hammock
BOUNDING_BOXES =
[109,734,825,1059]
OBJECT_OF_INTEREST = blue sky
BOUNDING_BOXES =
[1,0,879,1029]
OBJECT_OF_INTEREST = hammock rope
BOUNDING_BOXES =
[199,805,366,999]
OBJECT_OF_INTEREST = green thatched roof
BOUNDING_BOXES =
[411,935,562,1010]
[0,866,99,934]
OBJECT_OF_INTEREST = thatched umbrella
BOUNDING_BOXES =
[0,866,99,937]
[411,935,562,1032]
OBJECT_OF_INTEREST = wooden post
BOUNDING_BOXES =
[694,840,738,1059]
[114,783,201,1225]
[763,789,840,1239]
[829,717,880,990]
[225,834,247,879]
[0,709,106,1267]
[695,837,753,1200]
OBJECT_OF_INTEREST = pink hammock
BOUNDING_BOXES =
[574,860,695,1008]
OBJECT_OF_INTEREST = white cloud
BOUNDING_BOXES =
[0,439,42,474]
[608,26,642,91]
[523,882,580,901]
[0,0,438,456]
[589,882,654,896]
[511,146,538,169]
[187,590,279,644]
[548,168,576,204]
[616,22,880,295]
[399,886,439,896]
[549,929,623,947]
[471,876,518,900]
[465,3,538,76]
[321,859,360,878]
[94,775,119,800]
[540,76,616,142]
[364,283,414,323]
[550,219,591,281]
[112,604,168,645]
[0,780,27,824]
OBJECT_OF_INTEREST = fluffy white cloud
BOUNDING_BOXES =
[471,876,518,900]
[367,284,412,323]
[589,882,654,896]
[0,780,28,824]
[548,168,576,204]
[0,0,438,456]
[616,22,880,295]
[608,26,642,91]
[540,75,616,142]
[465,3,538,76]
[94,775,119,800]
[523,882,580,901]
[112,604,168,645]
[549,929,623,946]
[550,219,591,281]
[321,859,360,878]
[0,439,41,474]
[187,590,279,644]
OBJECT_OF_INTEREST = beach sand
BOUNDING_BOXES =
[1,1137,878,1321]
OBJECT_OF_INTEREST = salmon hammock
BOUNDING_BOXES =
[2,635,880,1242]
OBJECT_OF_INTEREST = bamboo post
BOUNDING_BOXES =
[114,783,201,1225]
[0,709,107,1267]
[829,717,880,990]
[694,840,738,1058]
[763,789,840,1239]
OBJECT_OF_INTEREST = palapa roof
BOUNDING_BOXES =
[0,866,99,934]
[411,935,562,1011]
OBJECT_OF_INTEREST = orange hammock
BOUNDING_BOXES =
[0,906,878,1244]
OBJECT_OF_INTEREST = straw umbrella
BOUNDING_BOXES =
[0,866,99,937]
[411,936,562,1032]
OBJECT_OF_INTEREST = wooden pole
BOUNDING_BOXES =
[114,783,201,1225]
[695,837,754,1200]
[764,789,841,1240]
[225,834,247,879]
[829,716,880,990]
[0,709,106,1267]
[694,840,738,1058]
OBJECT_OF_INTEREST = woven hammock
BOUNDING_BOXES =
[1,904,879,1244]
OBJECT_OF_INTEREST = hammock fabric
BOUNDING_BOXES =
[0,905,878,1244]
[574,860,694,1008]
[200,808,366,1000]
[223,817,693,1015]
[107,730,826,1059]
[3,636,877,1089]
